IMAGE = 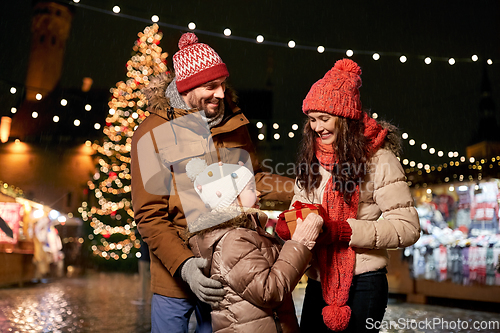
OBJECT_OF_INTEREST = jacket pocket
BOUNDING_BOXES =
[158,140,207,165]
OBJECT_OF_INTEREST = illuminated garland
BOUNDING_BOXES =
[406,155,500,188]
[66,1,497,65]
[0,181,24,198]
[79,23,168,260]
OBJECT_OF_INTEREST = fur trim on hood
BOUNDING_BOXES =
[186,206,268,239]
[142,72,175,115]
[379,120,402,157]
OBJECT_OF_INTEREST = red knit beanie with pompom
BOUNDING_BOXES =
[302,58,362,119]
[173,32,229,93]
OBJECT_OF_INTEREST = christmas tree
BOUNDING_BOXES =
[79,24,169,270]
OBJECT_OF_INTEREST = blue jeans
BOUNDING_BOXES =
[300,269,388,333]
[151,294,212,333]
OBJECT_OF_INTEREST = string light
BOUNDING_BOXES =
[63,2,498,65]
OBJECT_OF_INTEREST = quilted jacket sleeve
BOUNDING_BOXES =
[220,230,312,309]
[347,149,420,249]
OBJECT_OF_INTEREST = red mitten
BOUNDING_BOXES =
[275,213,291,240]
[318,219,352,244]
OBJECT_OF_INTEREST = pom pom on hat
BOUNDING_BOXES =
[302,58,363,119]
[186,157,208,181]
[178,32,198,49]
[333,58,361,75]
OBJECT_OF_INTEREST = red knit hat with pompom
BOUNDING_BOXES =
[173,32,229,93]
[303,58,362,119]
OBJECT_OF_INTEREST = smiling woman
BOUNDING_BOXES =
[276,58,420,332]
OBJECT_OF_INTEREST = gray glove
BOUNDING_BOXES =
[180,257,225,306]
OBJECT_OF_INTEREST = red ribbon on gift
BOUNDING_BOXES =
[290,201,325,220]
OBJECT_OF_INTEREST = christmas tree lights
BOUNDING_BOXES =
[79,24,168,266]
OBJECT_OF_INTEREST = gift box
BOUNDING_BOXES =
[278,201,325,237]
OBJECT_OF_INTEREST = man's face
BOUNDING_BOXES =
[183,76,227,118]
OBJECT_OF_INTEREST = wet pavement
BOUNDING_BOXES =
[0,272,499,333]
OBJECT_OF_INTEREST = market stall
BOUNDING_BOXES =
[387,170,500,303]
[0,186,65,287]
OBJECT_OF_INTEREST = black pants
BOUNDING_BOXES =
[300,269,388,333]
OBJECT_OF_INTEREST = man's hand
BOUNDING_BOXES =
[180,257,225,306]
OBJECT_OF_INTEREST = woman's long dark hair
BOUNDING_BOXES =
[296,114,370,204]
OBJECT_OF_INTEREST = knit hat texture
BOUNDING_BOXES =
[173,32,229,93]
[186,158,253,223]
[303,58,362,119]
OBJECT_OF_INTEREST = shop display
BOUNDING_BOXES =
[406,180,500,287]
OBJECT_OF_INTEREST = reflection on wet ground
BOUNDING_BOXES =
[1,272,499,333]
[0,272,151,333]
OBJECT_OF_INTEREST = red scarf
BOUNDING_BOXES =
[315,113,387,331]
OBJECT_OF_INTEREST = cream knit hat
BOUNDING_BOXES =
[186,158,254,211]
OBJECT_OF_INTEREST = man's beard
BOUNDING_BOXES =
[187,96,224,119]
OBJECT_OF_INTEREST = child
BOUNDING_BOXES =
[184,157,323,333]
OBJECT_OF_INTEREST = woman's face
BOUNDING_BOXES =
[308,112,339,145]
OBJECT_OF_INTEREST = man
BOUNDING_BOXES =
[131,32,293,333]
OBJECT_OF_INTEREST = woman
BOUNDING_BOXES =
[276,59,420,332]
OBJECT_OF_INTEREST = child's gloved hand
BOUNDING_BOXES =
[291,213,324,250]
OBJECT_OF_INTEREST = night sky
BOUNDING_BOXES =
[1,0,499,167]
